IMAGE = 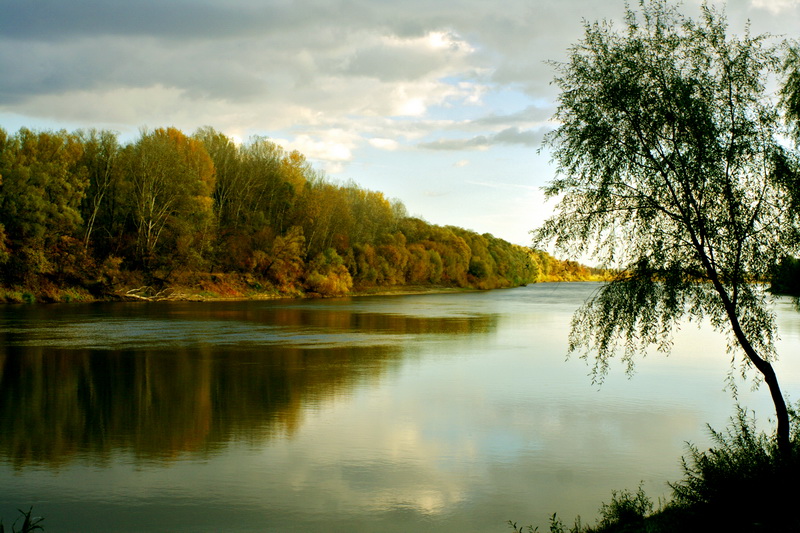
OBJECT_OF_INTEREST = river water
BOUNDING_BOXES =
[1,283,799,532]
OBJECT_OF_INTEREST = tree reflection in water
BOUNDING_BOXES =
[0,300,497,469]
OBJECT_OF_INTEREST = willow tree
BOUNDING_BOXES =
[782,44,800,140]
[534,1,800,455]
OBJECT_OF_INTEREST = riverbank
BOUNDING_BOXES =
[0,273,495,304]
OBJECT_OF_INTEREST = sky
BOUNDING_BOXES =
[1,0,799,246]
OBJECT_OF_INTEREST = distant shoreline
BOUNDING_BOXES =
[0,279,605,305]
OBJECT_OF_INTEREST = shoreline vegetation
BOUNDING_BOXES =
[0,125,610,305]
[0,267,610,305]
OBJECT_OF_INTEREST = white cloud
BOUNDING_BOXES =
[344,30,475,83]
[751,0,800,14]
[395,95,428,117]
[270,128,366,173]
[280,133,355,162]
[0,0,607,159]
[418,126,546,151]
[369,138,400,150]
[426,30,474,53]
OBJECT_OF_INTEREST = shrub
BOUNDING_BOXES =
[668,407,800,532]
[594,485,652,532]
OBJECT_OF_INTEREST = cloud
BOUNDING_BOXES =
[750,0,800,14]
[369,138,400,151]
[0,0,586,116]
[0,0,301,41]
[0,0,797,168]
[466,180,539,191]
[494,126,543,145]
[418,127,545,151]
[272,129,362,174]
[418,136,491,151]
[473,105,553,127]
[0,0,499,156]
[342,31,474,82]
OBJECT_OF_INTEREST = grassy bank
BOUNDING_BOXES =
[0,271,493,304]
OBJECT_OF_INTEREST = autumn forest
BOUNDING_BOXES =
[0,126,603,303]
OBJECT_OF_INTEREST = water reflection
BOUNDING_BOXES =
[0,301,495,349]
[0,299,498,469]
[2,286,798,532]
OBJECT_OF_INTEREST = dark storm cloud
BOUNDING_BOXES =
[0,0,473,109]
[0,0,281,40]
[0,0,604,107]
[344,43,451,82]
[0,35,269,103]
[0,0,580,93]
[1,0,798,146]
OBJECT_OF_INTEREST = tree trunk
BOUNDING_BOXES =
[694,239,792,457]
[715,281,791,457]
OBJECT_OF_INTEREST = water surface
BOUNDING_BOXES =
[1,283,798,532]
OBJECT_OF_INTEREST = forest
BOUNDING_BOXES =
[0,126,605,303]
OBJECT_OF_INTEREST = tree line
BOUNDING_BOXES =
[0,125,600,302]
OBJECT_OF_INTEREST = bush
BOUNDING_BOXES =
[594,485,652,532]
[304,249,353,297]
[667,407,800,532]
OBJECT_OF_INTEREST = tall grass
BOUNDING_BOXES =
[666,407,800,532]
[0,507,44,533]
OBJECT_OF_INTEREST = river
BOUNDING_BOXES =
[1,282,799,532]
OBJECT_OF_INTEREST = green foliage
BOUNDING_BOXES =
[77,129,124,252]
[535,0,798,454]
[770,256,800,296]
[509,513,584,533]
[0,129,87,243]
[528,249,610,283]
[264,225,306,293]
[539,0,795,276]
[594,486,652,532]
[469,257,490,279]
[782,44,800,140]
[669,408,800,532]
[305,248,353,297]
[0,124,590,300]
[0,128,88,281]
[0,224,9,265]
[427,249,444,284]
[126,127,216,270]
